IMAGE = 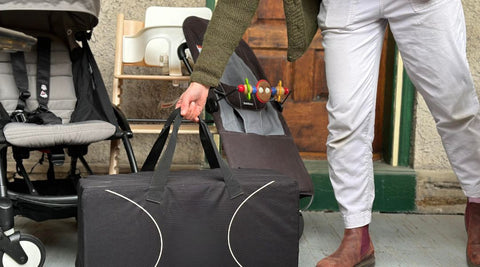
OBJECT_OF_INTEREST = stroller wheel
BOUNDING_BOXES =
[2,234,46,267]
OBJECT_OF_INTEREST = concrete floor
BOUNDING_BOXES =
[12,211,468,267]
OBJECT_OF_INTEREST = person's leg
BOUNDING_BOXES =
[387,0,480,265]
[316,0,386,266]
[388,0,480,195]
[320,0,386,231]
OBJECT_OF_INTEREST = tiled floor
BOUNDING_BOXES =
[13,211,467,266]
[299,212,466,267]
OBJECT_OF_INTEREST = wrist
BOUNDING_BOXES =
[192,82,210,91]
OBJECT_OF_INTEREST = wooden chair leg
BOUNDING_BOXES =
[109,139,121,174]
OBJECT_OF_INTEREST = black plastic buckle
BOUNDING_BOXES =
[18,91,31,101]
[11,110,26,123]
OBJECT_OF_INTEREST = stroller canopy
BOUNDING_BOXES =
[0,0,99,44]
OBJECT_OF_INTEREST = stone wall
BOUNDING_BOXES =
[414,0,480,213]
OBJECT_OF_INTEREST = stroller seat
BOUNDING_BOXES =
[0,35,116,148]
[4,120,115,147]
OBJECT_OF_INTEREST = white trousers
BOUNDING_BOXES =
[318,0,480,228]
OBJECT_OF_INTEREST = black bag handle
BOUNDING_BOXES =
[146,108,243,204]
[141,110,219,171]
[141,109,180,171]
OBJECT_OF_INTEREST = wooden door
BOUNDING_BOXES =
[243,0,389,160]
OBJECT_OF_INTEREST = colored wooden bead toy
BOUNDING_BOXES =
[237,79,289,103]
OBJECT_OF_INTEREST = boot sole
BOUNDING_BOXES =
[355,254,375,267]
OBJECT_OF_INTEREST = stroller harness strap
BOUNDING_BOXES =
[9,51,29,112]
[36,37,51,111]
[9,37,62,124]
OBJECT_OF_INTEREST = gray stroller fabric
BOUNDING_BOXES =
[0,0,100,35]
[0,32,118,147]
[4,120,115,147]
[0,0,99,53]
[0,34,76,123]
[219,52,284,135]
[0,0,100,18]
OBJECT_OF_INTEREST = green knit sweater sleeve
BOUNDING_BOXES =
[190,0,260,87]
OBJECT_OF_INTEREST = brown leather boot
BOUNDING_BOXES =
[466,201,480,267]
[316,225,375,267]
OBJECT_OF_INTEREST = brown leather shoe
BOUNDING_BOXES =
[316,225,375,267]
[466,201,480,267]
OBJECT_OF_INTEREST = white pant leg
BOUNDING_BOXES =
[318,0,386,228]
[386,0,480,197]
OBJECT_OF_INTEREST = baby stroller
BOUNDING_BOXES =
[0,0,138,265]
[179,16,314,230]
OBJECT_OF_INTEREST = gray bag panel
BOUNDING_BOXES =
[3,120,116,147]
[0,35,76,123]
[218,53,284,135]
[220,52,257,88]
[218,99,285,136]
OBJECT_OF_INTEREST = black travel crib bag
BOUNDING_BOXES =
[77,109,300,267]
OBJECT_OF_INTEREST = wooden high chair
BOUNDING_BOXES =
[109,7,215,174]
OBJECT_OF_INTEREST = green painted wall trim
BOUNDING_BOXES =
[383,46,415,167]
[301,160,416,212]
[398,72,415,166]
[206,0,216,10]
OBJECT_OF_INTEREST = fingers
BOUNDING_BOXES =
[185,101,197,121]
[190,102,200,123]
[174,97,183,109]
[178,97,200,122]
[175,82,209,122]
[178,96,190,117]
